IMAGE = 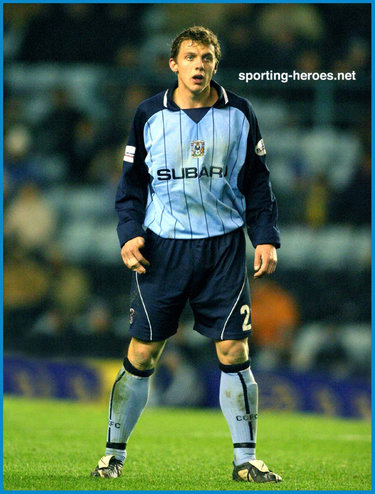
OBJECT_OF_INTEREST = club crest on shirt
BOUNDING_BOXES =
[191,140,205,158]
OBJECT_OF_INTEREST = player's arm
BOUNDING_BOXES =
[237,102,281,278]
[115,106,150,274]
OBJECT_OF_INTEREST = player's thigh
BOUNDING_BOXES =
[128,231,191,342]
[190,229,252,340]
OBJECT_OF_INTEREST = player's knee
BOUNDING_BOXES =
[129,351,154,370]
[215,339,249,365]
[127,338,165,370]
[128,346,155,369]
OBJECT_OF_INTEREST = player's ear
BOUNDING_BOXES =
[213,62,218,74]
[169,58,178,74]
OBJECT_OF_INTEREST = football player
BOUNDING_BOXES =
[91,26,281,483]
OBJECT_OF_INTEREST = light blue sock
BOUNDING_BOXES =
[219,362,258,466]
[105,359,154,463]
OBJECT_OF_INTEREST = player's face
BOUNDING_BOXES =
[169,40,218,96]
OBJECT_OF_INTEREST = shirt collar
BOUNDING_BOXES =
[163,79,229,111]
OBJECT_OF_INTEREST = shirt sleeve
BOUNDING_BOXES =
[115,106,149,247]
[237,101,281,249]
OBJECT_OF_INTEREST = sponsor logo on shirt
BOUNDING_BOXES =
[255,139,266,156]
[157,166,228,181]
[191,140,205,158]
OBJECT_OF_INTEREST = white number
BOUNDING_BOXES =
[240,305,252,331]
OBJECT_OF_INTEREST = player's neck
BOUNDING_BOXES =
[173,84,218,109]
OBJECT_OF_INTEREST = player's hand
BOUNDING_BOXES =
[253,244,277,278]
[121,236,150,274]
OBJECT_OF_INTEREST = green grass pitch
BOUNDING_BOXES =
[3,395,371,491]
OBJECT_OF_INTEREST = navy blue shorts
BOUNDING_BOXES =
[128,228,251,342]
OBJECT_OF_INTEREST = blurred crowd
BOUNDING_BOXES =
[4,4,370,74]
[4,4,371,406]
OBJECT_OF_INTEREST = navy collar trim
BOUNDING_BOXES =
[163,79,228,111]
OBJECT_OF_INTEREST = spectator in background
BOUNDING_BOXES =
[19,4,66,62]
[257,4,325,71]
[332,36,370,76]
[171,313,213,364]
[142,3,228,38]
[4,183,57,254]
[150,345,205,407]
[102,4,147,65]
[69,298,117,357]
[3,94,25,130]
[290,321,371,379]
[305,172,330,228]
[27,302,71,356]
[51,260,91,323]
[218,4,258,70]
[4,238,51,349]
[102,84,152,145]
[330,151,371,225]
[4,125,43,200]
[318,4,370,72]
[3,4,42,61]
[27,251,113,356]
[73,298,112,337]
[87,143,124,188]
[295,49,322,73]
[39,88,84,177]
[113,44,141,71]
[71,116,99,183]
[24,250,93,354]
[250,279,300,371]
[21,4,101,63]
[121,85,152,129]
[17,4,149,64]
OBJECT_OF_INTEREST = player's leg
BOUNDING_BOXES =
[91,338,165,478]
[215,339,257,463]
[105,338,166,459]
[189,229,281,482]
[92,231,191,478]
[215,338,281,482]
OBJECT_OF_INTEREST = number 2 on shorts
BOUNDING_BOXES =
[240,304,252,331]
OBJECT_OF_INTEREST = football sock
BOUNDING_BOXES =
[105,357,154,463]
[219,360,258,466]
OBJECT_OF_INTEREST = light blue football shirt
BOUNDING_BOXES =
[116,80,280,248]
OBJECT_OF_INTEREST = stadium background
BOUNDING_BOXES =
[4,4,371,419]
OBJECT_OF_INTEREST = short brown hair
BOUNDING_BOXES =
[170,26,221,62]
